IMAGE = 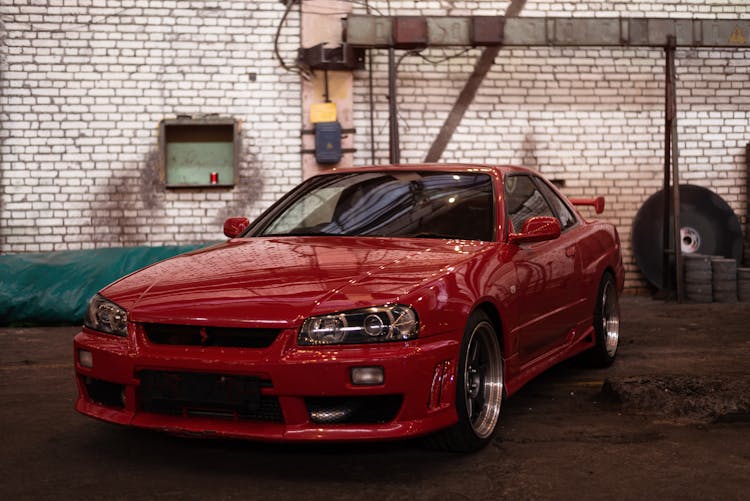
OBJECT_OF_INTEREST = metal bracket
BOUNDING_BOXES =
[301,128,356,135]
[297,43,366,71]
[301,148,357,154]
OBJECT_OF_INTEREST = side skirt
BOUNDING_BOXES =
[504,324,595,397]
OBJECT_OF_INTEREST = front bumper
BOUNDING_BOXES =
[73,324,460,441]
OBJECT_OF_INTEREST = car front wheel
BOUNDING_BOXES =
[426,310,504,452]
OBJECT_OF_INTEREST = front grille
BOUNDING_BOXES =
[137,370,283,423]
[143,323,280,348]
[305,395,403,424]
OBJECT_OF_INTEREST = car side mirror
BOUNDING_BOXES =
[223,217,250,238]
[508,216,561,245]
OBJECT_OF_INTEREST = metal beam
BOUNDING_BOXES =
[424,0,527,163]
[345,15,750,48]
[665,36,685,303]
[746,142,750,267]
[424,47,500,163]
[662,42,673,296]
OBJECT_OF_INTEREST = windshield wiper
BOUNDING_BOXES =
[409,232,460,240]
[264,223,345,236]
[264,231,334,237]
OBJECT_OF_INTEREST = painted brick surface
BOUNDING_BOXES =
[351,1,750,292]
[0,1,302,252]
[1,0,749,293]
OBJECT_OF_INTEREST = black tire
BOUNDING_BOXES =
[686,284,712,296]
[685,255,712,269]
[685,271,712,281]
[712,274,738,281]
[425,310,504,452]
[714,293,738,303]
[583,272,620,368]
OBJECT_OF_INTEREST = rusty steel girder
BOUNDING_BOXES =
[345,15,750,48]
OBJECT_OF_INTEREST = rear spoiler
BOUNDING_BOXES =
[569,197,605,214]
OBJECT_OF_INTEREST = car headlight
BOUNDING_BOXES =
[84,293,128,337]
[298,305,419,346]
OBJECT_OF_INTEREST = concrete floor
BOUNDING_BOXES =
[1,296,748,500]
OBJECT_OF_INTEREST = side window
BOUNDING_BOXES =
[504,175,556,232]
[534,178,578,231]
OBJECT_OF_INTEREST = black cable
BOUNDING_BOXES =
[303,0,384,15]
[395,48,472,70]
[416,48,472,65]
[348,0,384,14]
[274,0,302,75]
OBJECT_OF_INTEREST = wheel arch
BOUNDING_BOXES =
[589,266,617,313]
[601,265,616,283]
[472,301,505,355]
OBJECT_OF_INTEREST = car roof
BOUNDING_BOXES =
[322,163,534,178]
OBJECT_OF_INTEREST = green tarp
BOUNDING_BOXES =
[0,245,207,325]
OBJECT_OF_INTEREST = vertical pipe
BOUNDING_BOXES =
[323,69,330,102]
[368,50,376,165]
[746,142,750,266]
[662,41,673,294]
[669,37,684,303]
[388,47,400,164]
[366,0,376,165]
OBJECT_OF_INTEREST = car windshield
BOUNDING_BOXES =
[258,171,495,241]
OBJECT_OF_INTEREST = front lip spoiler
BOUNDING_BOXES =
[74,398,458,442]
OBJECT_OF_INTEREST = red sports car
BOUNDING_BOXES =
[74,164,623,451]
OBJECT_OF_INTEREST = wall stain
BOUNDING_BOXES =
[142,150,163,211]
[521,131,538,171]
[215,136,263,223]
[89,149,165,246]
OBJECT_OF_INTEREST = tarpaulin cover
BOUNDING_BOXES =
[0,244,208,325]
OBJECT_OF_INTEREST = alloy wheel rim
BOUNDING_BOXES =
[602,281,620,357]
[463,321,503,439]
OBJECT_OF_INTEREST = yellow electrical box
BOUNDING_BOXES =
[310,102,337,124]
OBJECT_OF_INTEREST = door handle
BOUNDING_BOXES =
[565,246,576,258]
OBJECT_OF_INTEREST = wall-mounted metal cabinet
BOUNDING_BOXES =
[160,117,239,188]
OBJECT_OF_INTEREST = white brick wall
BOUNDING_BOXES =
[0,0,302,252]
[352,1,750,291]
[1,0,749,292]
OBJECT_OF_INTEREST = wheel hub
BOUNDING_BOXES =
[602,282,620,357]
[466,367,481,399]
[463,322,503,439]
[680,226,701,254]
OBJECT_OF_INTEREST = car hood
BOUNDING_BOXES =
[101,237,491,327]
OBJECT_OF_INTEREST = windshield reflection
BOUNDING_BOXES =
[259,171,494,241]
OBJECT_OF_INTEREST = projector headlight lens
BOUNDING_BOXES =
[84,293,128,337]
[298,305,418,346]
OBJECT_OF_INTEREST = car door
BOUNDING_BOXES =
[504,174,581,364]
[533,177,588,324]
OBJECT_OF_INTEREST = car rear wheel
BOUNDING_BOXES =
[426,310,503,452]
[584,272,620,367]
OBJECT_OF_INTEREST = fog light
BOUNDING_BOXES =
[78,349,93,368]
[351,366,384,386]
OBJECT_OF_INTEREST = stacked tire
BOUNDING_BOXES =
[684,254,713,303]
[711,258,738,303]
[738,268,750,302]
